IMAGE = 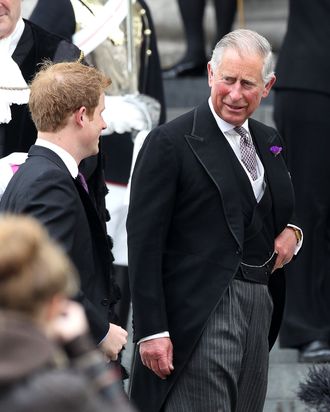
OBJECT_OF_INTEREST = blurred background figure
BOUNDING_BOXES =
[0,0,110,233]
[0,215,134,412]
[273,0,330,362]
[29,0,76,40]
[163,0,237,78]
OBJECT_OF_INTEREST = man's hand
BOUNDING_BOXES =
[139,337,174,380]
[272,227,297,272]
[100,323,128,361]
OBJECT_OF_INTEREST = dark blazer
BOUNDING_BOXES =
[127,101,295,411]
[0,146,113,342]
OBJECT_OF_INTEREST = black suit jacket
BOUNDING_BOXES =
[0,146,113,342]
[127,101,295,411]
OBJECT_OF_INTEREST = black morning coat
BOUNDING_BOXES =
[127,101,296,411]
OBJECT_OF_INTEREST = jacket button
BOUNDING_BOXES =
[101,299,109,306]
[235,248,241,255]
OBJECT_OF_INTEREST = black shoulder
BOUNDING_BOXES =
[25,20,82,63]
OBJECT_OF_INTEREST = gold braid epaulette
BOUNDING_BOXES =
[77,50,84,63]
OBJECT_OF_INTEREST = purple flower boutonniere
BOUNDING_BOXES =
[270,145,283,157]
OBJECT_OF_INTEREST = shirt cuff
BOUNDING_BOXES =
[287,224,303,254]
[138,331,170,345]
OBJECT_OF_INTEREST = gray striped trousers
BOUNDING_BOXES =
[164,279,273,412]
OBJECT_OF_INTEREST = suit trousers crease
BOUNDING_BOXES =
[164,279,273,412]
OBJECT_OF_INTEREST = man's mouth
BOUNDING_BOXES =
[225,103,246,111]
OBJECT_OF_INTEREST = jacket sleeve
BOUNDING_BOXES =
[19,170,110,342]
[126,127,179,342]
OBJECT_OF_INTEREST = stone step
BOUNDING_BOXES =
[265,362,310,412]
[263,399,306,412]
[269,342,299,364]
[267,362,309,398]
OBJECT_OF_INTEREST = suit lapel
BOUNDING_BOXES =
[185,102,243,248]
[12,21,34,68]
[249,119,294,232]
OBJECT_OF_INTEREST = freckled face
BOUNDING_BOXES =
[0,0,21,39]
[208,48,275,126]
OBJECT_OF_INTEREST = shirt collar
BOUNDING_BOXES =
[8,18,25,56]
[35,138,79,178]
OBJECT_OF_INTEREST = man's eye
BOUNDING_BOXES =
[222,77,235,84]
[241,81,254,89]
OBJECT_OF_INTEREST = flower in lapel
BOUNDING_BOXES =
[269,145,283,157]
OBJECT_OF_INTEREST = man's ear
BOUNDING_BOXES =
[262,75,276,98]
[74,106,87,126]
[207,62,214,87]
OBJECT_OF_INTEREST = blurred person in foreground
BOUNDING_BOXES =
[127,29,302,412]
[0,214,134,412]
[0,0,81,157]
[0,61,127,362]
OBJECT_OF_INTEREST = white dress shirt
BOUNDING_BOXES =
[35,138,79,178]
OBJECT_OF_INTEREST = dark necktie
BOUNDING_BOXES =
[77,171,89,193]
[234,126,258,181]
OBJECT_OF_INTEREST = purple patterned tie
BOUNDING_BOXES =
[77,171,89,193]
[234,126,258,181]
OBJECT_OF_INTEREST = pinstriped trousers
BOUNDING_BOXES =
[164,279,273,412]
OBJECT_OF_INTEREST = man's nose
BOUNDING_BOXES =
[229,82,243,100]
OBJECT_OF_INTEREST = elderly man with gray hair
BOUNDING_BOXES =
[127,29,302,412]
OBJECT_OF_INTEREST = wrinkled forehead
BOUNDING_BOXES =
[217,48,265,76]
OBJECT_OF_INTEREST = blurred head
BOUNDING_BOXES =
[0,0,21,39]
[208,29,276,126]
[0,215,79,319]
[29,61,111,133]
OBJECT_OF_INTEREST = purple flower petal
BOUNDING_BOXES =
[270,146,283,156]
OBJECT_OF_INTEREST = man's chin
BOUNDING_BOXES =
[222,114,246,126]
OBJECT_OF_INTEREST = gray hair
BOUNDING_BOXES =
[210,29,275,84]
